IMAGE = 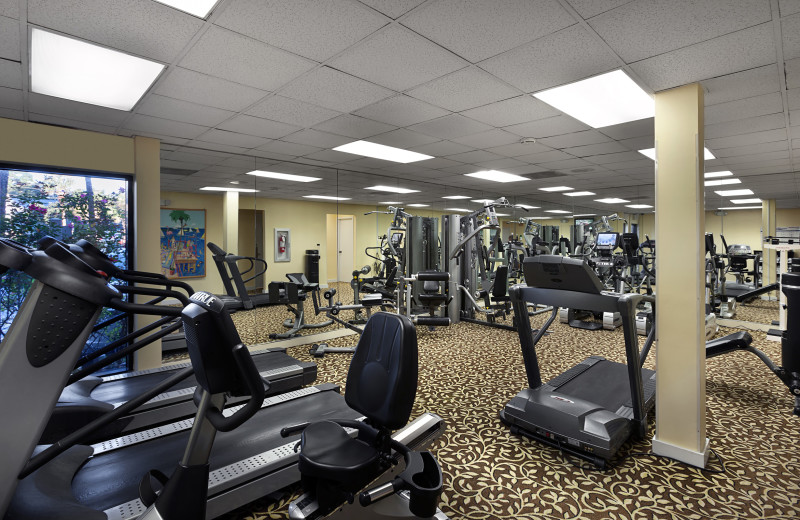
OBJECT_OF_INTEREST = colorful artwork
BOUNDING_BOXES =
[160,208,206,279]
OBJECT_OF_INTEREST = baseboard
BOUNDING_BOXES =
[651,436,710,468]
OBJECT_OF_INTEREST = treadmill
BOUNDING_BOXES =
[35,239,317,443]
[0,240,446,520]
[500,255,657,467]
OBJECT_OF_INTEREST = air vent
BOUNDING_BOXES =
[161,167,197,176]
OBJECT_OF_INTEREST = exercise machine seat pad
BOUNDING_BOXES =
[345,312,418,430]
[298,421,379,481]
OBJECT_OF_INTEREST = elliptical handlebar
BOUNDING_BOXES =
[203,344,267,432]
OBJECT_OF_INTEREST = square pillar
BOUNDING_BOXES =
[223,191,239,254]
[651,83,710,467]
[761,199,777,287]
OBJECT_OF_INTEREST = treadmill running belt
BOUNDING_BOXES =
[66,390,358,513]
[553,360,654,413]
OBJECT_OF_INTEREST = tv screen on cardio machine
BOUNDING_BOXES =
[595,232,619,250]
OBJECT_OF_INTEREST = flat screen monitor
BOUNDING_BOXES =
[595,232,619,250]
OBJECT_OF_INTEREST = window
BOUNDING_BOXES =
[0,167,133,373]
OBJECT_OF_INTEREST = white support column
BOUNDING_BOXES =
[651,83,710,467]
[761,199,777,288]
[223,191,239,255]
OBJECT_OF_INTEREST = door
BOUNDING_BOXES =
[237,209,265,291]
[337,217,354,282]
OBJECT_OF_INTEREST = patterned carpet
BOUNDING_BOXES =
[168,284,800,520]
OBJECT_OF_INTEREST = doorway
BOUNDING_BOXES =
[337,217,355,282]
[238,209,264,291]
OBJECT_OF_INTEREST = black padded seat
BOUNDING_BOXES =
[298,421,379,482]
[418,293,447,305]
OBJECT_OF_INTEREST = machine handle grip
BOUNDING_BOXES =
[280,422,311,437]
[415,272,450,282]
[205,344,266,432]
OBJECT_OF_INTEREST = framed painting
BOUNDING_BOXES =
[160,208,206,279]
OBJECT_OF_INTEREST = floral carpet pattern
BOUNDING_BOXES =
[167,284,799,519]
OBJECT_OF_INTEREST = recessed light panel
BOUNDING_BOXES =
[626,204,653,209]
[303,195,351,201]
[704,171,732,178]
[715,189,754,197]
[704,178,741,187]
[465,170,529,183]
[442,195,471,199]
[718,206,762,210]
[408,203,429,207]
[472,199,495,204]
[595,198,630,204]
[246,170,321,182]
[153,0,219,17]
[516,204,540,209]
[545,210,571,214]
[365,185,420,194]
[730,198,761,204]
[379,201,402,204]
[572,214,596,217]
[200,187,259,192]
[445,208,470,212]
[539,186,573,192]
[333,140,433,163]
[564,191,595,197]
[31,28,165,111]
[639,147,715,160]
[534,70,654,128]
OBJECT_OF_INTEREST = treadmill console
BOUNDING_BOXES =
[595,232,619,253]
[522,255,605,294]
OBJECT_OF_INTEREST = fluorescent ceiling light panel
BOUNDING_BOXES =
[303,195,351,201]
[246,170,320,182]
[715,189,753,197]
[379,201,402,204]
[539,186,573,192]
[595,198,630,204]
[442,195,471,199]
[445,208,470,212]
[153,0,219,17]
[704,178,741,187]
[365,185,420,194]
[516,204,540,209]
[408,203,429,207]
[718,206,762,210]
[31,29,165,111]
[731,198,761,204]
[704,170,732,178]
[472,199,495,204]
[496,213,510,217]
[534,70,654,128]
[564,191,595,197]
[626,204,653,209]
[333,140,433,163]
[639,147,715,160]
[572,214,596,217]
[465,170,528,183]
[200,187,259,192]
[545,210,571,214]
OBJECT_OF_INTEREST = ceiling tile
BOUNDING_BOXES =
[416,157,464,170]
[705,113,786,139]
[479,24,619,94]
[704,92,784,125]
[702,64,780,105]
[713,139,789,157]
[328,24,467,91]
[584,151,647,164]
[124,114,209,140]
[564,0,632,19]
[786,57,800,89]
[406,67,520,112]
[409,140,475,157]
[179,26,316,91]
[357,0,426,18]
[218,114,301,139]
[279,66,394,113]
[460,95,561,127]
[515,149,574,163]
[485,142,552,157]
[783,13,800,60]
[0,15,18,61]
[475,157,528,170]
[618,135,655,150]
[155,68,268,112]
[28,0,203,63]
[214,0,388,62]
[722,149,791,164]
[537,158,593,171]
[313,114,396,139]
[538,130,612,148]
[590,0,770,63]
[29,113,117,134]
[198,129,270,148]
[282,129,353,148]
[791,109,800,126]
[137,94,235,127]
[245,95,341,127]
[781,0,800,17]
[408,114,493,140]
[562,141,628,157]
[598,118,654,141]
[631,23,776,92]
[505,115,591,138]
[256,140,322,157]
[354,95,450,127]
[401,0,575,63]
[0,58,22,89]
[708,128,788,150]
[451,129,521,148]
[28,93,130,127]
[446,150,505,163]
[367,128,440,148]
[0,0,18,19]
[0,86,22,109]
